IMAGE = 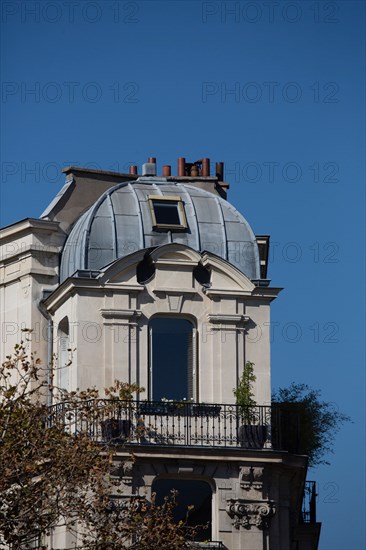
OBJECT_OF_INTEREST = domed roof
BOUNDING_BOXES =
[60,179,260,282]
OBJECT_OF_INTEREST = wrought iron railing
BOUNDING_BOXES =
[16,535,41,549]
[301,480,317,523]
[132,540,226,550]
[187,542,226,549]
[47,399,304,453]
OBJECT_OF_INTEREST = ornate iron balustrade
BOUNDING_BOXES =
[132,540,226,550]
[47,400,301,452]
[187,542,226,549]
[301,481,317,523]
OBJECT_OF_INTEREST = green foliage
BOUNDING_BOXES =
[131,490,198,549]
[272,383,351,468]
[233,361,256,407]
[233,361,257,423]
[105,380,145,402]
[0,340,194,549]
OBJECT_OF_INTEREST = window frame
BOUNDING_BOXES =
[148,316,197,402]
[58,316,70,393]
[148,195,188,231]
[151,477,213,541]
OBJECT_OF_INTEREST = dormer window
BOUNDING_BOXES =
[148,195,187,230]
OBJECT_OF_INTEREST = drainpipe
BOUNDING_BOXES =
[38,291,54,407]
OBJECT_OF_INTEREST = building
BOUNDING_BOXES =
[0,158,321,549]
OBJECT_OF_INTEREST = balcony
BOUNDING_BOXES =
[48,400,304,453]
[187,543,226,549]
[295,481,321,549]
[301,481,317,523]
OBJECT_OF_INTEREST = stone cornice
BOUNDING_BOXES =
[153,259,198,267]
[203,288,253,297]
[0,218,61,241]
[103,283,144,292]
[153,288,197,295]
[252,287,283,299]
[207,314,250,324]
[0,246,61,265]
[116,445,309,468]
[44,278,144,313]
[100,309,142,320]
[62,166,138,180]
[0,266,58,285]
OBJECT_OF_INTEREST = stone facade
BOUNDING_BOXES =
[0,165,320,549]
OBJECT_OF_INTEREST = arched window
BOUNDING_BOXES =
[152,478,212,541]
[149,317,196,401]
[58,317,70,392]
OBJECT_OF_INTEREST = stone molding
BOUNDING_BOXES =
[121,460,134,486]
[226,498,275,530]
[239,466,263,491]
[100,309,142,320]
[207,314,250,325]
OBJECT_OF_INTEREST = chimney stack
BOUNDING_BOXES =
[142,160,156,176]
[136,155,223,181]
[190,164,199,177]
[202,158,210,177]
[178,157,186,176]
[216,162,224,181]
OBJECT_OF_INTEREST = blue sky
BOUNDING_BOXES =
[1,1,365,548]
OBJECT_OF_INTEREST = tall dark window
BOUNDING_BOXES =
[152,478,212,541]
[149,317,195,401]
[58,317,70,392]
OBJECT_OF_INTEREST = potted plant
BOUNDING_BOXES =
[101,381,144,443]
[234,361,266,448]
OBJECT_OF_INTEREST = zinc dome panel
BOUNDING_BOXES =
[60,180,260,281]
